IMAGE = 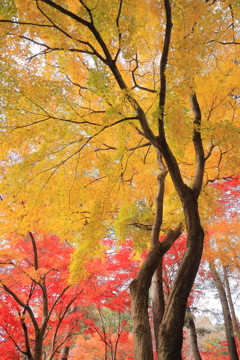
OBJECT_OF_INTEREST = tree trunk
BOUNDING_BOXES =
[152,259,165,351]
[157,190,204,360]
[130,226,182,360]
[185,307,202,360]
[209,261,239,360]
[223,266,240,346]
[60,346,70,360]
[34,332,44,360]
[130,245,162,360]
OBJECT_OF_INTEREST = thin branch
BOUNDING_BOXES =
[129,222,152,231]
[1,325,29,356]
[39,0,108,64]
[39,0,90,27]
[50,284,85,351]
[2,284,39,332]
[18,312,33,360]
[114,0,123,61]
[158,0,173,135]
[28,232,39,271]
[151,150,168,247]
[79,0,94,24]
[0,19,53,27]
[30,116,138,181]
[131,56,157,93]
[205,142,215,161]
[190,93,205,197]
[48,286,71,320]
[218,41,240,45]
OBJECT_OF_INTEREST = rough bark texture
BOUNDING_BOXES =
[209,262,239,360]
[186,307,202,360]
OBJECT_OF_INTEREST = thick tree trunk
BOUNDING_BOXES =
[209,262,239,360]
[33,332,44,360]
[130,226,182,360]
[223,266,240,346]
[185,307,202,360]
[157,189,204,360]
[130,244,163,360]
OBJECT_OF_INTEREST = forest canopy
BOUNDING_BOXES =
[0,0,239,359]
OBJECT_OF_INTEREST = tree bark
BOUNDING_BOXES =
[157,191,204,360]
[130,226,182,360]
[223,266,240,346]
[209,261,239,360]
[60,346,70,360]
[185,307,202,360]
[152,259,165,351]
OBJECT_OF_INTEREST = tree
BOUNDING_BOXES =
[0,235,140,360]
[203,178,240,358]
[185,307,203,360]
[0,232,87,360]
[0,1,240,359]
[208,261,239,360]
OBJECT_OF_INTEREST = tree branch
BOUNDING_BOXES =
[0,19,53,27]
[190,93,205,197]
[158,0,173,136]
[18,312,33,360]
[151,150,168,247]
[29,232,38,270]
[136,223,183,287]
[2,284,39,332]
[131,56,157,93]
[114,0,123,61]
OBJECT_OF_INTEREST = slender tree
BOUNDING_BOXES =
[209,261,239,360]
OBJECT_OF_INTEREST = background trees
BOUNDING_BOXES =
[0,0,240,359]
[0,235,138,360]
[0,233,86,360]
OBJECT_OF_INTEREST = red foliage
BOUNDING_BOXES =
[0,234,86,360]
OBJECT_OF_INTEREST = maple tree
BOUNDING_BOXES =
[75,238,139,360]
[0,232,87,360]
[0,235,139,360]
[0,0,240,359]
